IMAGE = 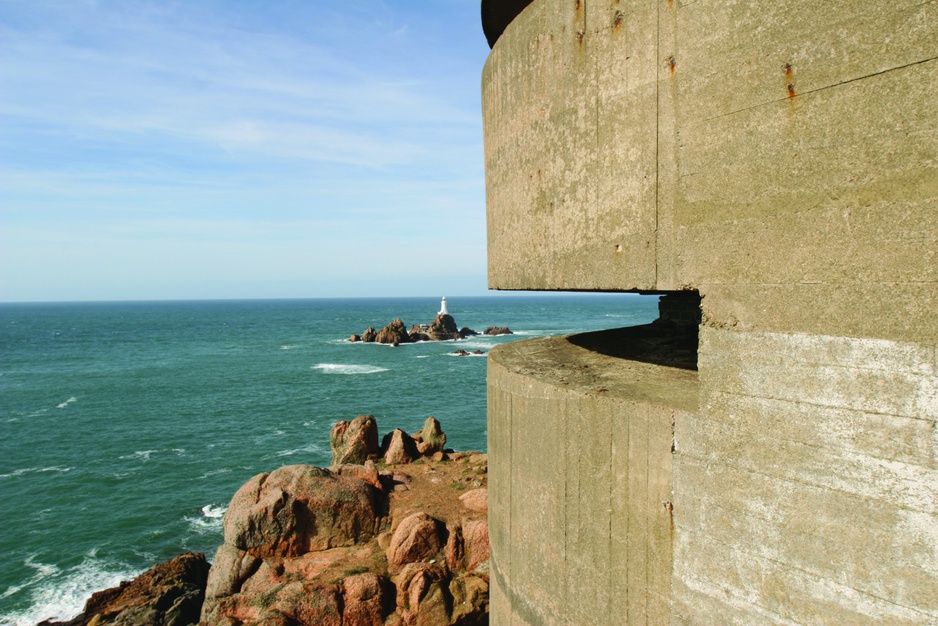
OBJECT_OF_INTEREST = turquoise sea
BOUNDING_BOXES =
[0,294,658,624]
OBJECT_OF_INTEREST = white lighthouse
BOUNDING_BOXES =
[439,296,449,315]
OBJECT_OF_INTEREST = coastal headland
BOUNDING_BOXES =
[40,416,489,626]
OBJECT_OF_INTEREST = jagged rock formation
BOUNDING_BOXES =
[200,416,488,625]
[38,552,210,626]
[349,311,510,344]
[49,418,487,626]
[482,326,512,336]
[374,318,410,345]
[330,414,380,465]
[426,314,461,341]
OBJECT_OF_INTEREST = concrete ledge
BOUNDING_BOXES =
[487,330,697,625]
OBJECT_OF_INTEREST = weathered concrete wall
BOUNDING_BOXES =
[488,331,697,625]
[675,328,938,624]
[483,0,937,623]
[483,0,937,341]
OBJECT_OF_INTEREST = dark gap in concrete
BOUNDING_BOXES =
[568,291,700,371]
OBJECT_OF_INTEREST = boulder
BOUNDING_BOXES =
[223,465,385,558]
[331,460,382,490]
[444,524,465,572]
[427,313,461,341]
[394,562,451,626]
[361,327,378,343]
[376,318,410,344]
[452,349,469,356]
[342,573,391,626]
[330,414,380,465]
[414,416,446,456]
[458,489,488,513]
[483,326,512,336]
[349,334,361,342]
[458,327,479,336]
[258,581,343,626]
[449,574,489,626]
[204,544,260,601]
[39,552,210,626]
[386,512,445,574]
[382,429,419,465]
[463,521,490,572]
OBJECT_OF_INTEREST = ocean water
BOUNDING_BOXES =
[0,294,658,624]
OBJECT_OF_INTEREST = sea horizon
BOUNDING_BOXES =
[0,293,660,624]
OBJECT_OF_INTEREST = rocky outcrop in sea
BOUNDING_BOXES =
[349,313,511,346]
[44,417,489,626]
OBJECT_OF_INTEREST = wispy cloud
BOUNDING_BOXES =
[0,0,489,300]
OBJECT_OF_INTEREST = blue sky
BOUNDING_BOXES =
[0,0,492,301]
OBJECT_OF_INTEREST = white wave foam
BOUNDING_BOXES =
[198,468,232,479]
[275,444,321,458]
[202,504,226,519]
[55,397,77,409]
[447,352,487,358]
[312,363,388,375]
[280,345,296,350]
[415,355,430,359]
[451,339,497,350]
[185,504,227,533]
[3,555,139,626]
[0,466,71,480]
[119,450,155,462]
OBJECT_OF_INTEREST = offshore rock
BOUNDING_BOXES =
[330,414,380,465]
[483,326,513,336]
[39,552,210,626]
[222,465,385,558]
[361,327,378,343]
[427,313,461,341]
[375,318,410,345]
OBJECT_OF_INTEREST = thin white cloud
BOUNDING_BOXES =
[0,0,491,301]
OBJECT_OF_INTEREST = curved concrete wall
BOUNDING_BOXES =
[482,0,937,342]
[483,0,937,623]
[488,330,697,625]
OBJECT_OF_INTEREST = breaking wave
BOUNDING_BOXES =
[312,364,388,375]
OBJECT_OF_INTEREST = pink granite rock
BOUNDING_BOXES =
[382,429,418,465]
[459,488,488,513]
[330,415,380,465]
[342,573,390,626]
[386,512,444,574]
[463,521,490,572]
[223,465,384,559]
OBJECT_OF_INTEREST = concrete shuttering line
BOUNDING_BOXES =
[480,0,937,624]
